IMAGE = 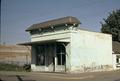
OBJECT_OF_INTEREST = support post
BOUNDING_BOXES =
[54,43,57,72]
[31,45,37,71]
[45,45,48,71]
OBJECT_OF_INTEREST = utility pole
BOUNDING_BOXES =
[0,0,1,44]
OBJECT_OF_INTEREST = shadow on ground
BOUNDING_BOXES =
[114,79,120,81]
[0,78,3,81]
[16,75,35,81]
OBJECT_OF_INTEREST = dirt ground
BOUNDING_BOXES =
[0,71,120,81]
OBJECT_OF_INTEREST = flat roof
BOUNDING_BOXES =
[113,41,120,54]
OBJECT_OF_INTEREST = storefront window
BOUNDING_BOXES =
[116,55,120,64]
[36,45,45,65]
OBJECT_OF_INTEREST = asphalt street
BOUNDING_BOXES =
[0,71,120,81]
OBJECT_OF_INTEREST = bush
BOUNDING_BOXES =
[0,63,24,71]
[23,64,31,72]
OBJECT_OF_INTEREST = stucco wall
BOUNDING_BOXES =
[31,30,71,42]
[70,30,113,73]
[112,54,117,69]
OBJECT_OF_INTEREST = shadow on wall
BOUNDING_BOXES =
[16,75,35,81]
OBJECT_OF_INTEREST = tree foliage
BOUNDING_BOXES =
[101,9,120,42]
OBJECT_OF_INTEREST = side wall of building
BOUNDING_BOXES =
[0,45,31,66]
[112,54,117,69]
[113,53,120,69]
[70,30,113,73]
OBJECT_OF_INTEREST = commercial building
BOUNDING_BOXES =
[23,16,114,73]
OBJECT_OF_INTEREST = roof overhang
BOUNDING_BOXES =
[18,40,56,45]
[26,16,81,31]
[18,40,69,46]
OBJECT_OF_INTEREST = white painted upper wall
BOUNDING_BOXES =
[70,29,113,72]
[30,26,78,42]
[30,30,71,42]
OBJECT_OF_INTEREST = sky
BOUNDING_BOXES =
[1,0,120,44]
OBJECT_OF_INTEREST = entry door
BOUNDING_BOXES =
[56,43,66,72]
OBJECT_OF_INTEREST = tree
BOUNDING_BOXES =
[101,9,120,42]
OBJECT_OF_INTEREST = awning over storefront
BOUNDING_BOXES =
[18,40,58,45]
[18,40,69,46]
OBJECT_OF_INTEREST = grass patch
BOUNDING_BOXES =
[0,63,28,71]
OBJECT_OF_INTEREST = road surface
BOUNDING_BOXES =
[0,71,120,81]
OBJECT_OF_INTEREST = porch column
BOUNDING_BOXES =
[54,44,57,71]
[31,45,37,70]
[45,45,49,71]
[66,43,71,72]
